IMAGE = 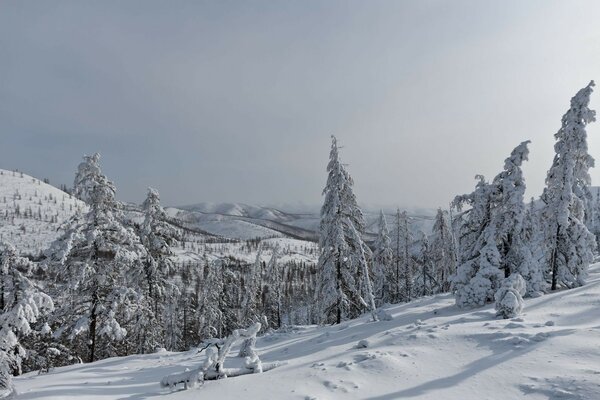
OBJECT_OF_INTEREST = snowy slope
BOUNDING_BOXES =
[16,265,600,399]
[168,204,436,242]
[172,237,318,266]
[0,169,86,256]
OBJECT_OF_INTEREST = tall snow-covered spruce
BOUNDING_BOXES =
[138,187,180,352]
[428,208,456,292]
[46,154,148,362]
[452,141,530,307]
[541,81,597,290]
[316,136,377,324]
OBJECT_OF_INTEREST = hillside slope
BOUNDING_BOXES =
[0,169,85,256]
[170,203,436,242]
[16,265,600,399]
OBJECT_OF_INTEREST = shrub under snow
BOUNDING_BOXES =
[494,274,526,319]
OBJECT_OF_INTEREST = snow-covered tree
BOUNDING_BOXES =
[590,188,600,250]
[452,141,530,307]
[46,154,147,362]
[138,187,180,351]
[541,81,597,290]
[414,231,435,296]
[372,210,393,306]
[0,243,53,397]
[261,245,283,329]
[315,136,376,324]
[519,199,546,296]
[241,247,263,328]
[389,210,413,302]
[429,208,456,292]
[492,140,530,278]
[72,153,101,204]
[197,259,225,339]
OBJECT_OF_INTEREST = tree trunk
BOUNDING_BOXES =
[551,225,560,290]
[88,294,98,363]
[336,255,342,324]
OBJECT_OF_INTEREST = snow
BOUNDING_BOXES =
[0,169,86,256]
[173,237,318,266]
[16,264,600,399]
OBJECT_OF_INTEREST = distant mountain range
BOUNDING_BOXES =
[170,202,437,242]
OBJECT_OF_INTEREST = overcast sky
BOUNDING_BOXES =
[2,1,600,209]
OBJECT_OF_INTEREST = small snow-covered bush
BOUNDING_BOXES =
[376,308,393,321]
[494,274,526,319]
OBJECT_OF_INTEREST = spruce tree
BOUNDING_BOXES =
[261,245,283,329]
[0,243,53,396]
[541,81,597,290]
[139,187,180,351]
[429,208,456,292]
[46,154,147,362]
[452,141,530,307]
[372,210,393,306]
[315,136,376,324]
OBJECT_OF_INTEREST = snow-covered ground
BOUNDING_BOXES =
[0,169,85,256]
[16,264,600,399]
[172,237,318,265]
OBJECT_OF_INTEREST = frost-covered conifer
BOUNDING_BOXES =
[541,81,597,290]
[261,245,283,329]
[0,243,53,397]
[315,136,376,324]
[519,199,546,296]
[241,247,263,328]
[414,231,435,296]
[390,209,402,302]
[46,154,147,362]
[72,153,101,204]
[429,208,456,292]
[197,260,225,339]
[138,187,180,351]
[492,141,530,278]
[452,141,530,307]
[590,188,600,249]
[389,211,413,302]
[372,210,393,306]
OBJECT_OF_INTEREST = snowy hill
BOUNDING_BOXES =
[0,169,86,256]
[170,203,437,242]
[16,264,600,399]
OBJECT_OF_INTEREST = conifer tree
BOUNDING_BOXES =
[72,153,101,204]
[519,199,546,296]
[261,245,283,329]
[315,136,376,324]
[139,187,180,350]
[541,81,597,290]
[197,259,225,339]
[372,210,393,306]
[452,141,530,307]
[46,154,147,362]
[0,243,53,397]
[429,208,456,292]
